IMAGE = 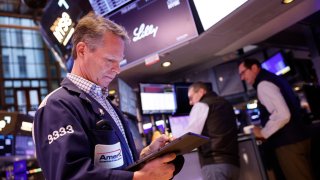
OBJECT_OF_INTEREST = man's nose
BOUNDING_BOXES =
[112,63,120,74]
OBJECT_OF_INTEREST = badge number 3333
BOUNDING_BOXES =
[48,125,74,144]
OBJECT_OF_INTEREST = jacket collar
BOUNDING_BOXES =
[253,69,269,89]
[60,78,92,101]
[201,91,218,101]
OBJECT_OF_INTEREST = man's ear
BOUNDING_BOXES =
[76,42,86,58]
[252,64,260,73]
[199,88,206,96]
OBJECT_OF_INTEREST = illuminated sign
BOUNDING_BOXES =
[58,0,69,9]
[39,0,92,62]
[48,1,74,46]
[133,23,158,42]
[50,12,75,46]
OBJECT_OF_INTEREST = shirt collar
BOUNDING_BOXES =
[67,73,109,97]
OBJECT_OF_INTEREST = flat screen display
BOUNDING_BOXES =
[108,0,198,67]
[262,52,291,75]
[13,160,27,174]
[192,0,248,30]
[15,135,35,156]
[118,78,137,116]
[139,83,176,115]
[0,135,14,156]
[173,83,192,116]
[168,116,190,137]
[89,0,132,16]
[173,82,213,115]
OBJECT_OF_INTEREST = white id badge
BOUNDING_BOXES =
[94,142,124,169]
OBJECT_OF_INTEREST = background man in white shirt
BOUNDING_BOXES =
[238,58,314,180]
[185,82,239,180]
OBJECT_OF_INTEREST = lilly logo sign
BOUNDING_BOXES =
[94,142,124,169]
[132,23,159,42]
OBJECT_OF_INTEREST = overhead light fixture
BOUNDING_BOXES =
[109,89,116,95]
[161,61,171,67]
[282,0,294,4]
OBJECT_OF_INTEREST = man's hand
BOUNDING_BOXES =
[134,134,176,180]
[140,134,173,158]
[133,153,176,180]
[252,126,266,141]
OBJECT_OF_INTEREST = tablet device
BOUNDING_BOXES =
[126,132,210,171]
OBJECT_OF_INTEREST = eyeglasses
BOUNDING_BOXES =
[239,68,249,77]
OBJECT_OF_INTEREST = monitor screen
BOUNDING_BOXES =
[192,0,248,31]
[118,78,137,116]
[15,135,35,156]
[0,135,14,156]
[89,0,132,16]
[142,120,165,134]
[261,52,291,75]
[173,82,212,116]
[13,160,27,174]
[173,83,192,116]
[246,108,260,125]
[169,116,190,137]
[139,83,176,115]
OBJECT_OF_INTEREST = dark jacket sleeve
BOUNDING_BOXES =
[33,96,134,180]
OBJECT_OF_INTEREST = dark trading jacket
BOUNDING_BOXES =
[33,78,139,180]
[198,92,240,167]
[253,69,309,148]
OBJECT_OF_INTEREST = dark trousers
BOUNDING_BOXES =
[275,138,314,180]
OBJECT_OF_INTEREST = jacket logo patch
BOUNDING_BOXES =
[94,142,124,169]
[99,149,122,162]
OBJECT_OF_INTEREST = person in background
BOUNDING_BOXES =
[238,58,314,180]
[185,82,239,180]
[33,12,183,180]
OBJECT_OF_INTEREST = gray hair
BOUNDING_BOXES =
[71,12,129,59]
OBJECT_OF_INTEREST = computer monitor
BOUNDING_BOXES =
[173,82,212,116]
[0,135,14,156]
[15,135,35,156]
[173,83,192,116]
[118,78,137,116]
[262,52,291,76]
[139,83,176,115]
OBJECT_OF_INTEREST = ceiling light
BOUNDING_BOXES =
[109,89,116,95]
[162,61,171,67]
[282,0,294,4]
